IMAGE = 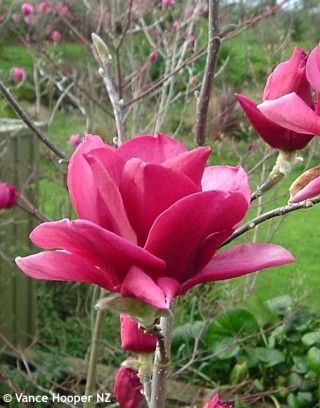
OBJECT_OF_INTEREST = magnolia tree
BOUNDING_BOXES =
[1,0,320,407]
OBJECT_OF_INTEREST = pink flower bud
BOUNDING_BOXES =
[11,67,26,82]
[162,0,175,8]
[173,20,182,30]
[0,182,18,209]
[149,50,159,64]
[120,314,157,353]
[51,30,62,43]
[69,135,83,147]
[187,34,196,45]
[204,394,232,408]
[38,1,52,13]
[57,4,70,18]
[114,366,144,408]
[21,3,34,16]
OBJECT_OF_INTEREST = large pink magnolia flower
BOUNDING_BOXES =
[258,44,320,137]
[236,48,315,150]
[16,134,293,310]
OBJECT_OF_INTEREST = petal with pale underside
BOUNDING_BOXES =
[201,165,251,206]
[179,243,294,294]
[117,133,187,163]
[290,175,320,203]
[16,251,116,290]
[258,93,320,135]
[30,219,165,282]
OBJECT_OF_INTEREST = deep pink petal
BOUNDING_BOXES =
[117,133,187,163]
[121,266,168,310]
[30,219,165,282]
[306,44,320,92]
[263,47,309,100]
[145,191,248,282]
[86,147,125,186]
[67,134,106,224]
[258,93,320,135]
[16,251,115,289]
[114,366,144,408]
[85,153,136,242]
[157,277,181,305]
[236,93,313,150]
[179,243,294,294]
[120,158,198,244]
[163,146,212,186]
[120,314,157,352]
[290,175,320,203]
[201,165,251,206]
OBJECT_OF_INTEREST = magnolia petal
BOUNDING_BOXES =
[120,314,157,352]
[258,93,320,135]
[114,366,144,408]
[120,158,198,245]
[30,219,165,282]
[306,44,320,92]
[16,250,115,289]
[117,133,187,163]
[236,93,313,150]
[290,174,320,203]
[67,134,106,224]
[263,47,308,100]
[201,165,251,206]
[145,191,248,282]
[180,243,294,294]
[121,266,168,310]
[85,153,136,242]
[86,147,125,186]
[163,146,212,187]
[157,277,181,305]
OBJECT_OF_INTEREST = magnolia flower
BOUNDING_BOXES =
[162,0,175,7]
[0,182,18,209]
[69,134,82,147]
[114,366,144,408]
[38,1,52,13]
[204,394,232,408]
[51,30,62,43]
[149,50,159,64]
[258,43,320,137]
[21,2,34,16]
[16,134,293,311]
[120,314,156,352]
[236,48,315,150]
[289,166,320,203]
[11,67,26,83]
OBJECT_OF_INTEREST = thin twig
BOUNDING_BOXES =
[223,197,320,246]
[0,80,68,160]
[195,0,220,146]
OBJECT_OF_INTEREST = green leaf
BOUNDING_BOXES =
[243,296,278,328]
[249,347,285,368]
[302,331,320,347]
[306,347,320,375]
[172,321,205,349]
[230,360,248,384]
[205,308,259,360]
[287,393,299,408]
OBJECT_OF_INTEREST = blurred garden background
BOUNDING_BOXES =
[0,0,320,407]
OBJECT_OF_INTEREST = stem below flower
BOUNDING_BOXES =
[150,315,173,408]
[84,289,106,408]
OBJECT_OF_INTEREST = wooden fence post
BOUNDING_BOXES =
[0,119,40,348]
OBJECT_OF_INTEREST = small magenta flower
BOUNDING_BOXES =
[51,30,62,43]
[187,34,196,45]
[114,366,144,408]
[38,1,52,13]
[69,135,83,147]
[204,394,232,408]
[149,50,159,64]
[57,4,70,18]
[162,0,175,8]
[173,20,182,30]
[0,182,19,209]
[21,2,34,16]
[11,67,26,83]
